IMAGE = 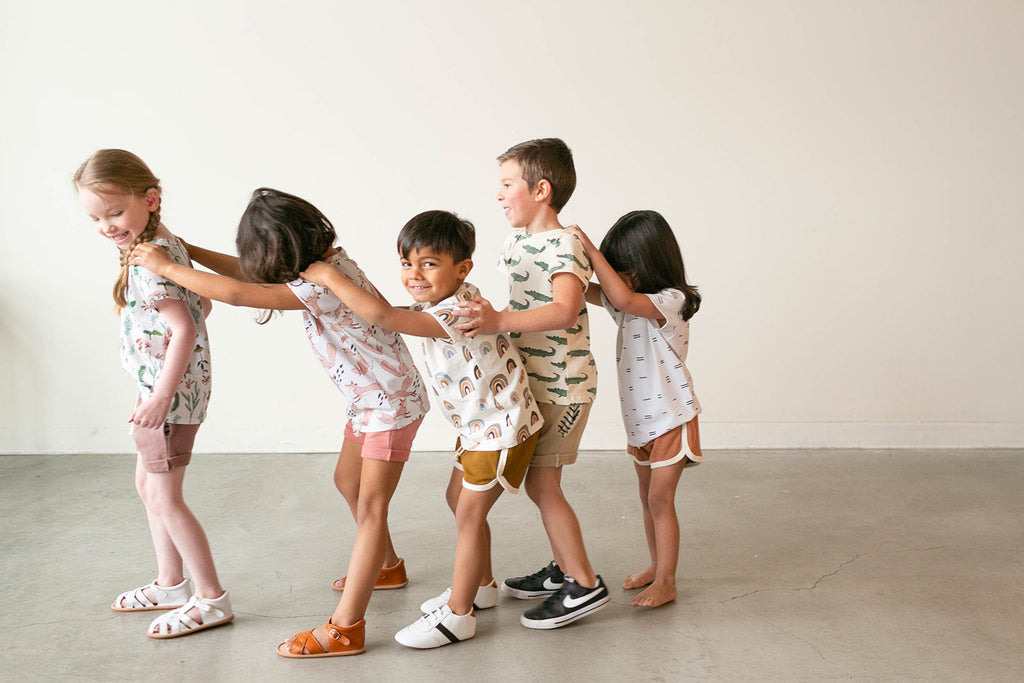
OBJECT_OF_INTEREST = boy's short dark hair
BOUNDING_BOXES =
[397,210,475,263]
[497,138,576,213]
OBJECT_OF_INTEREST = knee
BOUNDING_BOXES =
[355,496,389,526]
[444,481,462,514]
[335,472,359,502]
[646,487,676,517]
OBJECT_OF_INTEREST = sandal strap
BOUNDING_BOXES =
[116,584,157,609]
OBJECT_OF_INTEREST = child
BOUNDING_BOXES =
[565,210,703,608]
[132,188,429,657]
[301,209,545,648]
[455,138,610,628]
[74,149,233,639]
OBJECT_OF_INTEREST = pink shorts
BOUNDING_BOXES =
[131,422,200,473]
[344,417,423,462]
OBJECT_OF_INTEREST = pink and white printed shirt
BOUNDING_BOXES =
[287,248,429,433]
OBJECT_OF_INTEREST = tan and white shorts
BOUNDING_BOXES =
[627,417,703,469]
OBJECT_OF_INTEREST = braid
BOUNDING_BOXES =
[73,149,164,312]
[113,205,161,310]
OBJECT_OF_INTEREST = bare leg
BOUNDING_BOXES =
[524,465,596,587]
[282,459,405,652]
[633,461,685,608]
[445,468,494,586]
[135,455,185,591]
[447,487,503,614]
[623,462,657,590]
[334,439,399,572]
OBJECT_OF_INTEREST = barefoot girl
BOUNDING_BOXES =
[75,149,233,638]
[565,211,703,608]
[133,188,428,656]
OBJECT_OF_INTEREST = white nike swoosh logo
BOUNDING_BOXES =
[563,587,604,609]
[542,578,561,590]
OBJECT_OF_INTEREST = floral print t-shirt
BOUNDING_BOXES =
[120,236,211,424]
[287,247,429,433]
[498,228,598,405]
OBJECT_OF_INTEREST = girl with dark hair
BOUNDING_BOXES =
[566,211,702,609]
[133,188,429,657]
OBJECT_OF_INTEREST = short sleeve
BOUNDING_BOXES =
[647,289,688,340]
[545,233,592,288]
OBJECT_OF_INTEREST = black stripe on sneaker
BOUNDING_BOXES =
[435,623,460,643]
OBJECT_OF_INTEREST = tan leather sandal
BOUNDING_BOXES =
[276,619,366,658]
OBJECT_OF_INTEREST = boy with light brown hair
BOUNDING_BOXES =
[455,137,609,628]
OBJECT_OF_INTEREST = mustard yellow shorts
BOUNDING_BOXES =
[455,431,540,494]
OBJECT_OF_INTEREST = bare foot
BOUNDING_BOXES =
[623,566,656,590]
[632,580,677,608]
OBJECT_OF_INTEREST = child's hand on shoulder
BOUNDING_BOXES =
[131,243,173,275]
[453,296,499,338]
[563,225,595,253]
[299,260,334,286]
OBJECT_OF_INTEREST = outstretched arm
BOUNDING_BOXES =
[300,261,445,338]
[563,225,663,322]
[131,243,304,311]
[452,272,583,338]
[180,239,246,280]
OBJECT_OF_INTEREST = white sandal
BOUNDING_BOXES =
[111,578,191,612]
[148,591,234,639]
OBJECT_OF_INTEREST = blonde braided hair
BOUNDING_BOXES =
[73,150,163,311]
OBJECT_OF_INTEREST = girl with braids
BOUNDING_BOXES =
[74,149,233,638]
[565,211,703,609]
[132,188,429,658]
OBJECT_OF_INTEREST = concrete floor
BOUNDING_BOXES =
[1,449,1022,682]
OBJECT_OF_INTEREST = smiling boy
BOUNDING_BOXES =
[301,210,544,648]
[454,137,609,629]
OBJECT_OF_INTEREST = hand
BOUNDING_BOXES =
[131,243,173,275]
[129,394,173,430]
[562,224,595,254]
[452,297,501,338]
[299,260,334,286]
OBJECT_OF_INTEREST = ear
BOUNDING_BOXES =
[533,179,552,204]
[145,187,161,212]
[457,259,473,279]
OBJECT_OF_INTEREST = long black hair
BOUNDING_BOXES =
[600,210,701,320]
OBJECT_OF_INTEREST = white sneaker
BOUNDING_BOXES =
[419,581,499,613]
[395,605,476,649]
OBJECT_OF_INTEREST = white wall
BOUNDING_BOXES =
[2,0,1022,454]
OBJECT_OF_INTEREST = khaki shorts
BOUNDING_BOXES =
[627,417,703,469]
[530,402,592,467]
[132,422,199,473]
[455,431,539,494]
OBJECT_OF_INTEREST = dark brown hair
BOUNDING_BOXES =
[397,210,475,263]
[235,188,336,284]
[600,210,701,320]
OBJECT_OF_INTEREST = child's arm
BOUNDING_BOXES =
[453,273,583,338]
[563,225,663,322]
[131,243,304,311]
[180,239,246,280]
[300,261,446,338]
[128,298,194,429]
